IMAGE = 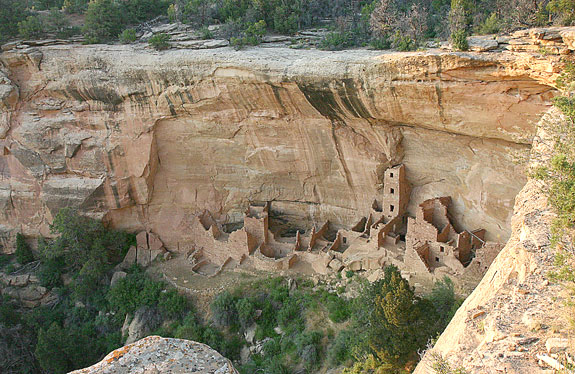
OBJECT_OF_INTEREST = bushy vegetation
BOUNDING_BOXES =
[0,209,184,374]
[15,233,34,265]
[148,32,171,49]
[0,0,28,42]
[119,28,138,43]
[1,0,574,47]
[0,208,463,374]
[338,269,462,373]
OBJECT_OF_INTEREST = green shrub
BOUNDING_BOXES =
[294,331,322,368]
[15,233,34,264]
[319,31,351,51]
[199,26,213,39]
[83,0,124,43]
[148,33,171,50]
[38,256,65,289]
[0,296,19,325]
[63,0,90,14]
[0,254,10,269]
[107,269,164,315]
[211,291,238,328]
[370,37,391,50]
[430,352,470,374]
[35,323,73,373]
[183,0,217,25]
[120,0,170,23]
[0,0,28,42]
[327,329,355,366]
[158,289,187,319]
[345,270,355,278]
[450,29,469,51]
[167,3,178,22]
[325,294,350,323]
[230,20,266,49]
[235,298,255,329]
[277,299,304,333]
[477,13,500,34]
[18,15,46,40]
[35,0,66,10]
[392,31,416,51]
[547,0,575,25]
[174,313,204,341]
[119,28,137,44]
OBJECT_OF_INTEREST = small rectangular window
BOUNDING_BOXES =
[343,237,347,244]
[390,188,395,194]
[440,246,444,253]
[390,205,395,212]
[435,257,440,262]
[390,172,394,178]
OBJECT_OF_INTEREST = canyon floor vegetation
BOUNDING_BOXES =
[1,0,574,50]
[0,209,462,374]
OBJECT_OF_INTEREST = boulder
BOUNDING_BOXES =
[367,269,384,283]
[136,231,148,249]
[328,258,344,272]
[347,260,362,271]
[110,271,127,287]
[468,36,499,52]
[148,232,164,251]
[545,338,569,354]
[9,274,30,287]
[69,336,239,374]
[244,325,256,344]
[120,246,137,269]
[125,306,162,344]
[311,253,333,275]
[560,27,575,50]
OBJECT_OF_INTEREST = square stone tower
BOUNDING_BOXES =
[382,164,410,219]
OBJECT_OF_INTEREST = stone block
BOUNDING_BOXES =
[137,249,151,267]
[150,248,166,263]
[347,260,362,271]
[136,231,148,249]
[122,246,137,268]
[111,271,127,287]
[545,338,569,354]
[328,258,344,272]
[148,232,164,251]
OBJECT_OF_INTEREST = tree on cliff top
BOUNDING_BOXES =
[82,0,124,43]
[0,0,28,42]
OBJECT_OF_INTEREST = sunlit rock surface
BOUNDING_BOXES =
[69,336,239,374]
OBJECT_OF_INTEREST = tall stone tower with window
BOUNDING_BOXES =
[382,164,410,220]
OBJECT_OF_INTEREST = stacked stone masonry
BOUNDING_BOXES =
[137,164,501,287]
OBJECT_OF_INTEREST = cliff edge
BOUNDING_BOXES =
[414,109,566,373]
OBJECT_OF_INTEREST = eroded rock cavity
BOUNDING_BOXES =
[0,43,558,253]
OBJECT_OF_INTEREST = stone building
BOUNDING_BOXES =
[130,164,502,288]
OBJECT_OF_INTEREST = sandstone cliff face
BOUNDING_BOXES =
[414,109,565,373]
[69,336,239,374]
[0,40,558,251]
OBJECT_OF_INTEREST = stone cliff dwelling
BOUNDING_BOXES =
[125,164,501,287]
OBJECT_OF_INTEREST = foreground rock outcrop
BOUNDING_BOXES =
[69,336,239,374]
[0,29,567,253]
[414,109,567,373]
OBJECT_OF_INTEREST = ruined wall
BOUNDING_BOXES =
[414,109,564,374]
[0,42,559,251]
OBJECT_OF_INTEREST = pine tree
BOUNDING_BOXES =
[15,233,34,264]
